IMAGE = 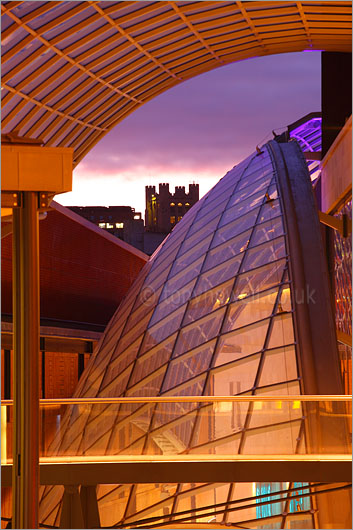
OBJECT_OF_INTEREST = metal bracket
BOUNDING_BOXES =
[318,211,351,237]
[1,191,22,208]
[37,192,52,210]
[1,191,53,212]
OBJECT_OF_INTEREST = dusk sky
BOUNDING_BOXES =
[57,51,321,218]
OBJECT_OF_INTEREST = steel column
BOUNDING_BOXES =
[12,192,40,529]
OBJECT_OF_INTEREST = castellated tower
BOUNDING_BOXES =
[145,183,199,233]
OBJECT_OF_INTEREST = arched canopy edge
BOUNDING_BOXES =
[1,0,351,166]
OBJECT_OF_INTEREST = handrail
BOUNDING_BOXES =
[1,395,351,405]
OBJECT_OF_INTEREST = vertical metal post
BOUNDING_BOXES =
[78,352,85,380]
[12,192,40,529]
[4,349,11,400]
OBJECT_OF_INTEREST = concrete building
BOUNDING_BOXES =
[68,206,145,251]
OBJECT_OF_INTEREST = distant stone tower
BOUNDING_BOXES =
[145,182,199,232]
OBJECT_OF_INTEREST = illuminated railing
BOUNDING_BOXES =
[1,396,351,463]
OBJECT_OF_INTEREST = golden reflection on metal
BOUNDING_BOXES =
[1,394,351,406]
[1,406,7,463]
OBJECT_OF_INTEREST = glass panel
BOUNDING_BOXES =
[240,237,286,274]
[98,485,130,527]
[162,340,215,391]
[149,411,198,453]
[40,486,64,526]
[219,189,266,228]
[255,380,301,397]
[109,405,154,448]
[187,204,222,237]
[153,401,200,430]
[117,308,154,354]
[184,280,233,324]
[241,420,301,455]
[100,364,133,397]
[174,306,226,357]
[266,314,295,350]
[179,218,219,255]
[196,194,229,222]
[193,403,247,449]
[163,374,206,398]
[128,339,173,387]
[150,277,197,326]
[190,429,242,455]
[171,234,213,275]
[237,162,273,190]
[194,254,243,297]
[206,354,261,395]
[250,216,284,247]
[258,198,282,223]
[144,251,178,291]
[125,484,176,522]
[126,369,166,397]
[228,174,273,208]
[101,335,143,388]
[223,287,279,334]
[212,207,259,247]
[118,436,145,456]
[215,319,271,366]
[232,259,286,301]
[123,286,162,335]
[160,256,204,300]
[204,229,251,271]
[258,345,298,390]
[140,305,185,354]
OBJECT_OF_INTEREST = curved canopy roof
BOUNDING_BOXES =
[1,1,352,166]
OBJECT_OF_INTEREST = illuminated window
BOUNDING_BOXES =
[115,222,124,228]
[134,214,140,219]
[185,202,190,207]
[170,216,176,224]
[289,482,311,513]
[255,482,310,519]
[177,216,182,221]
[106,223,113,229]
[98,222,106,228]
[177,202,182,207]
[170,202,175,207]
[256,483,283,518]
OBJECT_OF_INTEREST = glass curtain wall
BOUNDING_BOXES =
[40,144,323,528]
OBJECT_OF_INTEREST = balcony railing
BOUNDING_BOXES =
[1,395,351,463]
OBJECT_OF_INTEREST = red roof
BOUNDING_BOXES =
[1,202,148,329]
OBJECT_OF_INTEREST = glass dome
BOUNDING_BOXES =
[40,139,345,529]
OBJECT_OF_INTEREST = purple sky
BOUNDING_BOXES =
[57,51,321,217]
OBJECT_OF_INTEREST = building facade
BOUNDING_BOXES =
[145,183,199,233]
[68,205,144,251]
